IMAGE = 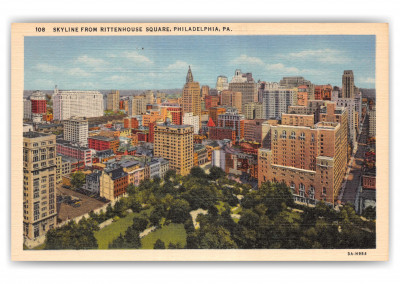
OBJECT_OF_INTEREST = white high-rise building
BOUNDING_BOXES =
[183,112,200,134]
[332,90,362,146]
[261,89,296,119]
[24,98,32,120]
[63,116,89,147]
[369,105,376,137]
[53,89,103,120]
[216,75,229,92]
[128,95,147,116]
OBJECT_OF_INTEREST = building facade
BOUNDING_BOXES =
[53,89,104,120]
[228,69,257,109]
[63,116,89,147]
[243,102,263,119]
[154,124,194,176]
[220,90,242,113]
[342,70,355,98]
[56,139,92,166]
[183,112,200,134]
[258,104,348,205]
[261,89,296,120]
[182,67,201,125]
[107,90,120,112]
[23,132,57,240]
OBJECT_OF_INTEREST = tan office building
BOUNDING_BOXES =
[182,67,201,119]
[154,123,194,176]
[107,90,120,111]
[23,132,57,240]
[220,90,242,113]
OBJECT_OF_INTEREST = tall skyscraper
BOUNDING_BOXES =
[342,70,355,99]
[186,65,194,83]
[128,95,147,116]
[220,90,242,113]
[182,66,201,123]
[228,69,257,109]
[154,123,194,176]
[53,89,104,120]
[23,132,57,240]
[106,90,120,111]
[261,89,296,119]
[63,116,89,147]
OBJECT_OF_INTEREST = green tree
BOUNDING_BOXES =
[167,199,191,223]
[190,166,207,179]
[124,226,141,249]
[363,206,376,220]
[208,166,226,180]
[131,216,149,232]
[153,239,166,249]
[70,171,86,190]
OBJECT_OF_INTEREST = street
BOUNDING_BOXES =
[340,114,369,205]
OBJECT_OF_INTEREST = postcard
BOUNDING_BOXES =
[11,23,389,261]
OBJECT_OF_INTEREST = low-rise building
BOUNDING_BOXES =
[194,144,208,167]
[85,171,101,195]
[100,167,129,201]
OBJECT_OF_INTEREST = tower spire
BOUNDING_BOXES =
[186,65,193,83]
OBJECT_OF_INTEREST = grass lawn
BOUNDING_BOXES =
[141,223,186,249]
[32,243,46,250]
[95,209,151,249]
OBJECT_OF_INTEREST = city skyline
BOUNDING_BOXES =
[25,35,375,90]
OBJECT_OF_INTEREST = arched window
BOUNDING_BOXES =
[299,183,305,197]
[281,130,287,139]
[290,131,296,139]
[300,132,305,140]
[274,130,278,140]
[311,134,315,142]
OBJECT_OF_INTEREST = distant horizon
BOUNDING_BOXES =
[25,35,376,90]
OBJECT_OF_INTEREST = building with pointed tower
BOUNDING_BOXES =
[182,66,201,126]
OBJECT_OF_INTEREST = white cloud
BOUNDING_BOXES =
[359,77,375,84]
[231,54,264,66]
[266,63,300,73]
[231,54,303,75]
[33,79,55,87]
[75,55,106,66]
[33,63,63,73]
[67,68,92,77]
[166,60,190,71]
[286,48,350,64]
[123,51,153,65]
[110,75,132,83]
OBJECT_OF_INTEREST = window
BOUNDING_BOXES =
[300,132,305,140]
[281,130,287,139]
[290,131,296,139]
[309,186,315,200]
[299,183,305,197]
[290,182,295,193]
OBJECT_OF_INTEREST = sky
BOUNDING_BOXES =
[24,35,375,90]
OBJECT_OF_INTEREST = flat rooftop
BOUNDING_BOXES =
[23,131,51,138]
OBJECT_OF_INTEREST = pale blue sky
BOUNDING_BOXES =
[24,35,375,90]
